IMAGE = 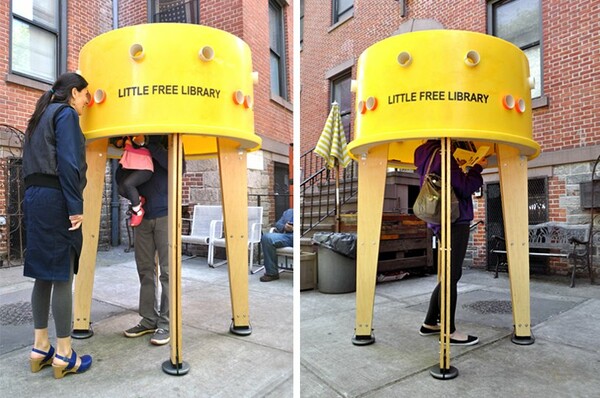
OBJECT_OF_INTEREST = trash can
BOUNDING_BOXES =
[312,232,357,294]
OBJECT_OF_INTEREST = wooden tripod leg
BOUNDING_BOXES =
[72,138,108,339]
[430,138,458,379]
[162,133,190,375]
[352,144,388,345]
[217,138,251,335]
[497,144,535,345]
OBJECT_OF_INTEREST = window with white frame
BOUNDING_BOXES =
[269,0,288,100]
[333,0,353,24]
[489,0,543,99]
[10,0,61,83]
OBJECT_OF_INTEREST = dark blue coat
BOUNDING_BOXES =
[23,106,87,281]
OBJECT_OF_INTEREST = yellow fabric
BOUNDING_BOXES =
[314,103,351,168]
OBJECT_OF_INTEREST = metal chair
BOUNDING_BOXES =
[208,206,264,274]
[181,205,222,261]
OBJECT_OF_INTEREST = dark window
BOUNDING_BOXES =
[151,0,199,23]
[333,0,353,24]
[331,72,352,141]
[274,162,290,221]
[488,0,542,98]
[10,0,61,83]
[269,0,288,100]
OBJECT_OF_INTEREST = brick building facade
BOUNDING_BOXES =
[300,0,599,276]
[0,0,293,264]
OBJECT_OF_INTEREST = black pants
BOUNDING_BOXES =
[116,167,152,206]
[423,223,470,334]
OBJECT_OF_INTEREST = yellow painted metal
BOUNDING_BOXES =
[349,30,539,164]
[78,23,261,157]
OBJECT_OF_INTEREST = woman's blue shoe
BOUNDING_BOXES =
[30,345,55,372]
[52,349,92,379]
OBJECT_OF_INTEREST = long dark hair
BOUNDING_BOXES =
[25,72,88,137]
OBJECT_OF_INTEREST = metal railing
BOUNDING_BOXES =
[299,147,357,236]
[0,125,25,267]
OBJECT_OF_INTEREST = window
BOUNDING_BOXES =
[333,0,353,24]
[150,0,199,23]
[331,72,352,141]
[10,0,61,83]
[489,0,542,98]
[269,0,288,100]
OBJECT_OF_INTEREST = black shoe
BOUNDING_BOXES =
[124,323,156,338]
[260,274,280,282]
[419,325,441,336]
[441,335,479,346]
[150,328,170,345]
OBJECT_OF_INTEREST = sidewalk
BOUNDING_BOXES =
[301,267,600,397]
[2,248,599,397]
[0,246,293,397]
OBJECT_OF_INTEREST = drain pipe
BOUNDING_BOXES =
[108,1,120,247]
[110,159,120,246]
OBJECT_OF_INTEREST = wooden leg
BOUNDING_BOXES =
[217,138,251,335]
[497,144,535,345]
[430,137,458,379]
[162,133,190,375]
[352,144,388,345]
[72,138,108,339]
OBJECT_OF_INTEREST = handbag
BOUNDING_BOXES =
[413,148,460,224]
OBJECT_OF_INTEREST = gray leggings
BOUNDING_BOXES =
[31,252,75,338]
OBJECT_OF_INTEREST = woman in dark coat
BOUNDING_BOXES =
[414,139,487,346]
[23,72,93,378]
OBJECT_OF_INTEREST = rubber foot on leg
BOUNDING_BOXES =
[71,327,94,339]
[351,334,375,346]
[511,331,535,345]
[162,360,190,376]
[430,365,459,380]
[230,322,252,336]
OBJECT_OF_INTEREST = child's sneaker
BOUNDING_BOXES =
[130,205,145,227]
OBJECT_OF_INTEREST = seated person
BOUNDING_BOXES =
[260,208,293,282]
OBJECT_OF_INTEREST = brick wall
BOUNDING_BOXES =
[1,0,294,256]
[301,0,599,155]
[302,0,599,276]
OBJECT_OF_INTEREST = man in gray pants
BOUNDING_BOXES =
[121,135,170,345]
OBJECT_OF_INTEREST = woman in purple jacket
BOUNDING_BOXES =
[414,140,487,346]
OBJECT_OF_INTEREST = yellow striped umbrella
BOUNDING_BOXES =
[314,103,351,168]
[314,102,352,231]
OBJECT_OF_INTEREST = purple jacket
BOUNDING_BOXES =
[414,140,483,234]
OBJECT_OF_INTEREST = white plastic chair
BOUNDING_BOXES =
[208,206,264,274]
[181,205,222,261]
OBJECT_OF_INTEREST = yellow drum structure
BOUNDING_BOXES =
[74,23,261,375]
[349,30,538,365]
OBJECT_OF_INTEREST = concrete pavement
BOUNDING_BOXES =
[0,247,293,397]
[2,245,600,397]
[301,267,600,397]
